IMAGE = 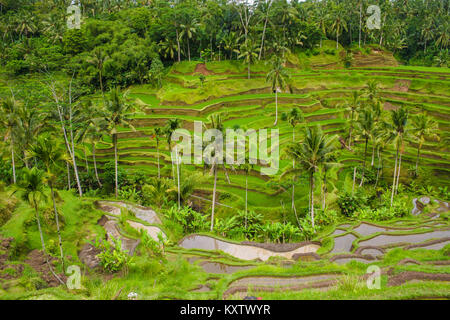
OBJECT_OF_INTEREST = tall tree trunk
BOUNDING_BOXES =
[92,144,102,188]
[273,90,278,126]
[371,143,376,166]
[67,162,71,190]
[310,172,315,230]
[187,38,191,62]
[99,70,103,93]
[247,61,250,79]
[210,166,218,231]
[352,166,356,194]
[349,109,354,146]
[390,147,399,207]
[68,107,83,197]
[84,147,89,173]
[415,143,422,174]
[359,2,362,47]
[322,171,327,210]
[50,184,65,270]
[245,173,248,229]
[113,133,118,198]
[395,148,403,195]
[156,141,160,179]
[359,137,368,186]
[10,136,16,184]
[259,4,271,60]
[176,28,181,62]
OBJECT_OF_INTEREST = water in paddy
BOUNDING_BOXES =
[332,229,346,236]
[415,240,450,250]
[179,235,319,261]
[331,234,357,253]
[353,223,387,236]
[230,274,340,287]
[359,230,450,247]
[200,262,255,274]
[333,258,372,265]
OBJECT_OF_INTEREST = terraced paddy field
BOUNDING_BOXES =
[72,59,450,220]
[73,199,450,299]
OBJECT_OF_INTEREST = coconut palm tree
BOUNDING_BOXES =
[204,114,233,231]
[282,107,304,214]
[104,88,135,198]
[87,48,109,94]
[28,134,68,269]
[382,108,409,206]
[77,114,106,188]
[285,126,338,230]
[344,91,362,147]
[14,167,64,285]
[180,19,200,61]
[236,39,260,79]
[266,56,290,126]
[0,96,19,184]
[329,2,348,49]
[411,113,440,174]
[164,118,181,182]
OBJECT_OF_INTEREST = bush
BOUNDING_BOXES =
[164,206,208,234]
[337,192,365,217]
[91,237,132,273]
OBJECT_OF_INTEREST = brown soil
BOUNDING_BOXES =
[392,79,411,92]
[78,243,101,269]
[397,258,422,266]
[387,271,450,287]
[194,63,214,76]
[292,252,321,262]
[0,237,24,280]
[24,250,67,287]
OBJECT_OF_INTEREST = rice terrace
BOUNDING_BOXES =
[0,0,449,305]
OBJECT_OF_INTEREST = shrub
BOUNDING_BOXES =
[91,237,132,273]
[164,206,208,234]
[337,192,365,217]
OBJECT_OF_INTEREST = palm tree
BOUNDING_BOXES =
[0,96,19,184]
[164,118,181,182]
[329,2,348,49]
[205,114,232,231]
[240,162,253,221]
[87,48,109,94]
[364,80,381,103]
[382,108,409,207]
[152,127,164,179]
[158,38,178,61]
[104,88,135,198]
[356,108,375,186]
[180,19,200,61]
[411,113,440,174]
[29,134,68,269]
[344,91,362,147]
[78,114,106,188]
[283,107,304,214]
[15,167,64,285]
[266,56,290,126]
[285,126,338,230]
[236,39,260,79]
